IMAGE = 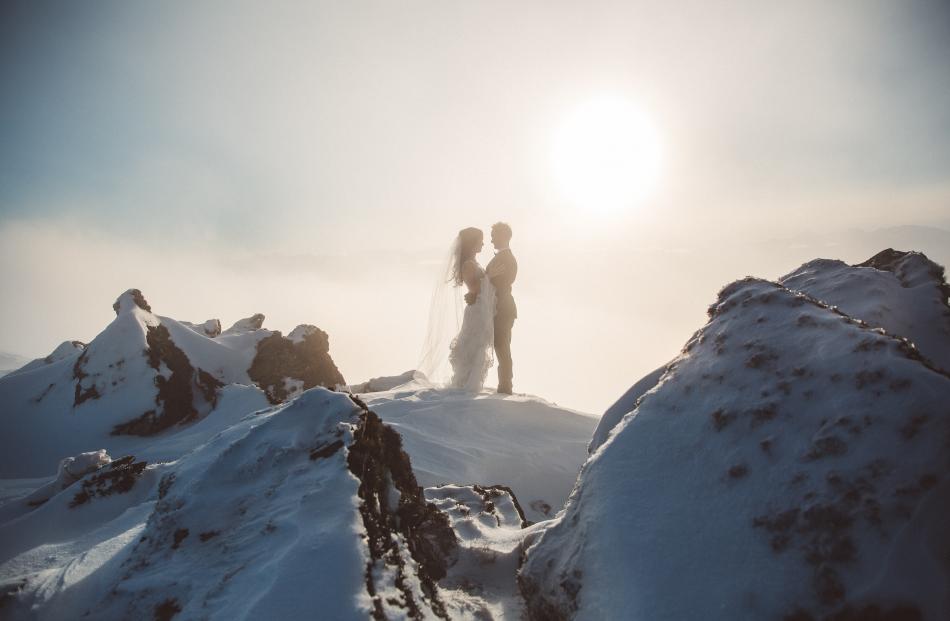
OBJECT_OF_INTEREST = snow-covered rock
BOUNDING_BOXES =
[426,484,539,618]
[520,274,950,620]
[248,324,346,403]
[780,248,950,372]
[222,313,266,335]
[0,290,345,477]
[349,369,426,393]
[591,249,950,457]
[180,318,222,338]
[0,389,458,620]
[589,365,665,454]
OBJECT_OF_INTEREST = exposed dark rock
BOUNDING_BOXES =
[158,474,175,500]
[113,289,152,315]
[248,327,346,404]
[70,456,147,507]
[472,484,531,527]
[346,396,457,619]
[153,598,181,621]
[171,528,189,550]
[728,463,749,479]
[72,351,101,406]
[112,325,222,436]
[711,408,735,431]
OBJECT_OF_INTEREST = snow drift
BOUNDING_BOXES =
[520,250,950,621]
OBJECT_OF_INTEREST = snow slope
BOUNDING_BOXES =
[357,376,598,523]
[0,379,591,621]
[520,276,950,620]
[0,388,457,620]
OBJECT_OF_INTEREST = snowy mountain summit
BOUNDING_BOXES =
[0,289,345,477]
[1,250,948,620]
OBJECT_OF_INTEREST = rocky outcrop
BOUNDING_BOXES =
[112,288,151,314]
[111,324,222,436]
[248,325,346,403]
[347,396,457,619]
[223,313,265,334]
[180,319,222,338]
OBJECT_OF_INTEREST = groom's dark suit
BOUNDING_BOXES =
[487,248,517,393]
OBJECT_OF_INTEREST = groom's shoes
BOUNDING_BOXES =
[497,384,513,395]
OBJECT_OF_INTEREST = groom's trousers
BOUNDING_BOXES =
[494,312,515,393]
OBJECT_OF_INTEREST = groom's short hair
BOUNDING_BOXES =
[492,222,512,241]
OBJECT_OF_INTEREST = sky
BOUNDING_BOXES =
[2,0,949,413]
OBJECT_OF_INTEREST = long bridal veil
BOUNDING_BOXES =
[417,238,464,385]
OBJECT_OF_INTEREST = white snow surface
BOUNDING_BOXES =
[521,277,950,620]
[780,251,950,372]
[0,379,595,620]
[0,389,385,620]
[588,365,665,454]
[358,377,598,523]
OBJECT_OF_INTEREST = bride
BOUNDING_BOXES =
[419,227,495,392]
[448,227,495,391]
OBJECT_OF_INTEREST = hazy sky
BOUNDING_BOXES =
[2,0,949,413]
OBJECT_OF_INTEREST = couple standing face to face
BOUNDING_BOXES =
[456,222,515,394]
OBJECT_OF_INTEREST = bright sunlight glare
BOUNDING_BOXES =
[551,97,663,213]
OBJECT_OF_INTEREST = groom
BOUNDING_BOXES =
[486,222,518,394]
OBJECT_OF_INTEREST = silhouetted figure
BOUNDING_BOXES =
[487,222,517,394]
[449,227,495,391]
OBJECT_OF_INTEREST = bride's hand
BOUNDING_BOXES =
[464,292,477,305]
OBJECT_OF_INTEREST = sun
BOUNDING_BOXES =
[551,96,663,213]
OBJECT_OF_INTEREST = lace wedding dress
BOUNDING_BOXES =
[448,265,495,391]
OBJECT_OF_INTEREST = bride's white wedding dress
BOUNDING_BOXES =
[449,264,495,391]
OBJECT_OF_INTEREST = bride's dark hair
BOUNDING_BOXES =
[451,227,483,286]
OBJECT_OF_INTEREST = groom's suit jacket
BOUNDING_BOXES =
[487,249,518,320]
